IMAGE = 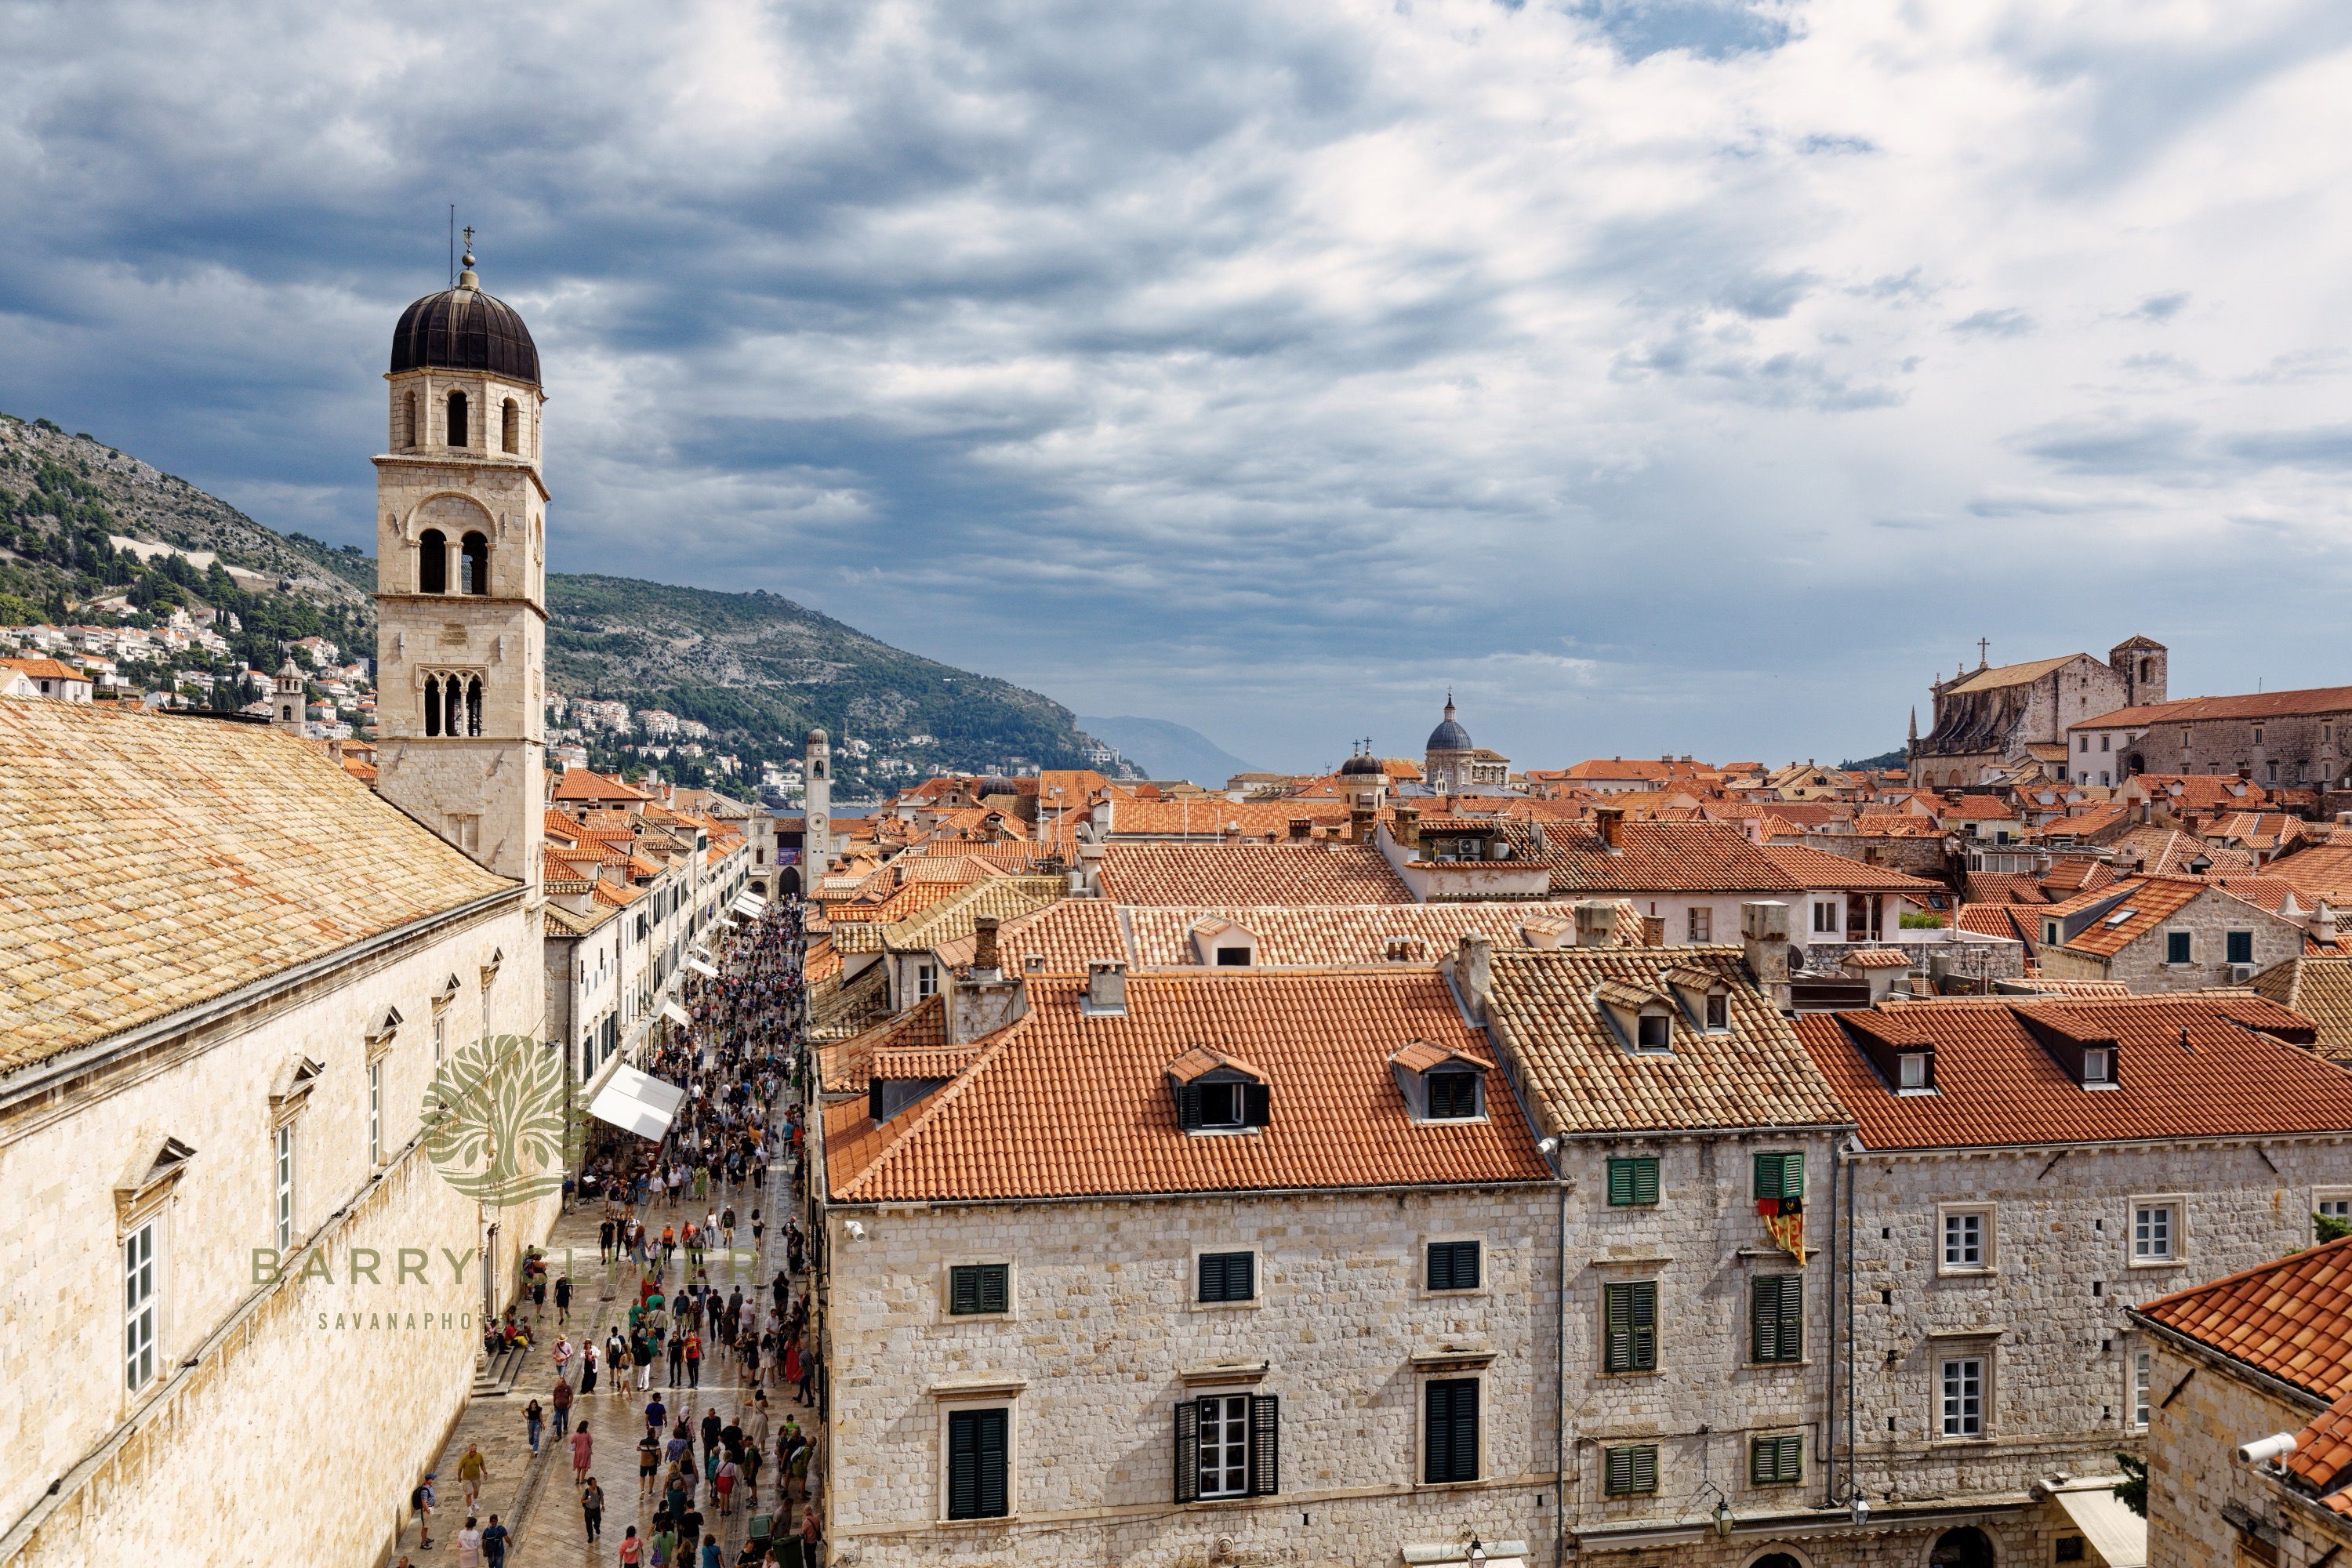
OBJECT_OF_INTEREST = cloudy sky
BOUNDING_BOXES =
[5,0,2351,771]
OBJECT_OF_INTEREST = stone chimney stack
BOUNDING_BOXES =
[1392,806,1420,851]
[1573,898,1619,949]
[1288,816,1312,842]
[973,914,1001,978]
[1741,901,1792,1013]
[1452,934,1494,1022]
[1595,806,1626,850]
[1349,805,1376,844]
[2318,900,2339,949]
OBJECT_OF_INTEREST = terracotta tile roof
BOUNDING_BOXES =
[551,769,654,804]
[1757,843,1944,894]
[0,698,515,1071]
[1479,947,1850,1136]
[831,877,1065,956]
[1942,653,2082,694]
[804,933,840,986]
[2012,978,2130,997]
[1794,993,2352,1150]
[0,656,93,684]
[2085,686,2352,730]
[1966,873,2051,906]
[1955,905,2045,952]
[905,840,1065,873]
[1122,901,1645,968]
[1940,795,2018,821]
[1097,843,1415,906]
[2040,858,2119,895]
[995,899,1128,975]
[1486,819,1802,896]
[2270,846,2352,906]
[2125,773,2269,811]
[1844,949,1914,969]
[1849,815,1947,838]
[2251,956,2352,1065]
[2289,1392,2352,1513]
[818,994,947,1096]
[823,971,1555,1203]
[2110,826,2252,877]
[1102,797,1354,839]
[2137,1233,2352,1403]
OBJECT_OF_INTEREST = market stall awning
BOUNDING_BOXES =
[732,893,768,917]
[686,956,720,979]
[2053,1481,2147,1567]
[661,1000,693,1029]
[586,1065,686,1141]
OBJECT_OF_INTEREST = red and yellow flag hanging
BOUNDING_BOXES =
[1757,1196,1806,1265]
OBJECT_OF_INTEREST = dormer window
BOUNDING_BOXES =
[2082,1048,2112,1084]
[1705,993,1728,1029]
[1389,1040,1496,1122]
[1189,920,1258,969]
[1636,1013,1670,1050]
[1214,946,1250,967]
[1660,964,1731,1034]
[1167,1047,1269,1133]
[1427,1072,1479,1120]
[1194,1082,1247,1127]
[1899,1052,1929,1090]
[1597,981,1675,1054]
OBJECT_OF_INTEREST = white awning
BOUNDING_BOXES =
[686,956,720,979]
[661,1000,693,1029]
[2053,1482,2147,1567]
[732,893,768,917]
[586,1065,686,1141]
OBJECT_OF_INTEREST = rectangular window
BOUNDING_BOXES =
[2056,1538,2086,1563]
[1754,1152,1804,1201]
[367,1059,383,1167]
[124,1222,157,1392]
[1750,1274,1802,1363]
[1214,946,1250,967]
[1813,902,1837,933]
[917,963,938,999]
[1940,1356,1984,1436]
[946,1407,1009,1519]
[1606,1156,1661,1207]
[1424,1379,1479,1484]
[2045,920,2061,946]
[2166,931,2191,965]
[434,1015,447,1063]
[2079,736,2090,753]
[1704,993,1728,1029]
[2132,1350,2151,1429]
[1603,1281,1657,1372]
[2227,930,2254,965]
[1944,1212,1984,1269]
[2135,1205,2174,1260]
[1427,1240,1481,1292]
[1196,1393,1250,1498]
[273,1124,295,1251]
[1197,1251,1255,1304]
[949,1263,1010,1316]
[1427,1073,1479,1119]
[1603,1443,1658,1495]
[1687,907,1711,942]
[1748,1434,1802,1485]
[2100,734,2111,752]
[1635,1013,1671,1051]
[1900,1052,1929,1090]
[2083,1048,2112,1085]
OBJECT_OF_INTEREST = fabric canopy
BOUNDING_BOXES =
[686,956,720,979]
[586,1065,686,1141]
[661,1000,693,1029]
[2053,1482,2147,1567]
[732,893,768,917]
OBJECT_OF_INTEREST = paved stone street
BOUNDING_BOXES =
[390,1159,812,1568]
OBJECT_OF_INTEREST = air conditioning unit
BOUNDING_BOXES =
[2229,964,2255,983]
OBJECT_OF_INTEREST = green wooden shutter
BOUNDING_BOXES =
[1607,1159,1635,1206]
[1750,1435,1802,1483]
[1248,1395,1280,1497]
[949,1265,979,1316]
[978,1263,1008,1315]
[948,1408,1007,1519]
[1753,1152,1780,1200]
[1634,1157,1658,1205]
[1751,1275,1802,1363]
[1632,1281,1656,1370]
[1605,1283,1657,1372]
[1173,1401,1200,1503]
[975,1407,1007,1517]
[1605,1444,1657,1494]
[1425,1379,1477,1483]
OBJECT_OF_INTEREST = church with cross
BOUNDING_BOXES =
[1906,634,2166,790]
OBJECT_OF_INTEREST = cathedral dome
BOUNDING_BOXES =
[1426,697,1472,753]
[1338,751,1385,778]
[390,251,539,384]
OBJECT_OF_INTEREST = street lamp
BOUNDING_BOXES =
[1713,1499,1734,1538]
[1849,1493,1871,1529]
[1467,1541,1486,1566]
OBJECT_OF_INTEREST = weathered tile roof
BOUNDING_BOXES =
[2270,846,2352,906]
[1487,818,1802,896]
[1942,653,2082,694]
[830,877,1065,955]
[817,994,947,1096]
[1479,946,1850,1136]
[1097,842,1415,906]
[0,699,515,1073]
[551,769,654,804]
[2085,686,2352,729]
[1756,843,1944,894]
[823,971,1554,1202]
[1122,901,1645,968]
[2138,1233,2352,1404]
[1795,993,2352,1150]
[995,899,1128,975]
[2251,956,2352,1065]
[1102,797,1353,839]
[1955,902,2042,953]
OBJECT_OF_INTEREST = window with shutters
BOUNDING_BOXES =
[945,1406,1010,1519]
[1748,1434,1802,1486]
[1173,1393,1279,1501]
[2227,929,2254,965]
[1753,1151,1803,1202]
[1750,1275,1802,1363]
[1606,1156,1660,1207]
[1196,1250,1257,1305]
[948,1262,1010,1316]
[1174,1073,1271,1134]
[1426,1072,1480,1120]
[1425,1240,1481,1293]
[1423,1378,1479,1484]
[1602,1443,1657,1495]
[1602,1281,1657,1373]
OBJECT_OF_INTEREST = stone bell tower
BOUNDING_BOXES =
[804,728,833,874]
[370,232,546,898]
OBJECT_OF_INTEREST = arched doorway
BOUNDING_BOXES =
[1929,1527,1994,1568]
[1747,1553,1806,1568]
[779,866,801,897]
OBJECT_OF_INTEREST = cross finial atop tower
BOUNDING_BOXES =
[1977,637,1990,667]
[458,227,478,289]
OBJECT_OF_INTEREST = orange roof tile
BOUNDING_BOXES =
[550,769,654,804]
[2138,1233,2352,1403]
[1097,842,1415,906]
[1758,843,1944,894]
[1795,993,2350,1150]
[823,971,1554,1202]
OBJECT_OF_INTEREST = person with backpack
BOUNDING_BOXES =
[408,1472,436,1548]
[480,1514,510,1568]
[582,1477,606,1544]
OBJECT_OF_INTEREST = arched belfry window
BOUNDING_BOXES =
[448,391,469,448]
[502,398,519,454]
[403,391,417,448]
[418,528,448,594]
[460,532,490,595]
[466,676,483,736]
[423,674,442,737]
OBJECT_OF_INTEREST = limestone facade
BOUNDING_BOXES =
[0,892,555,1565]
[2036,884,2304,991]
[2136,1334,2349,1568]
[819,1187,1559,1567]
[1910,640,2164,790]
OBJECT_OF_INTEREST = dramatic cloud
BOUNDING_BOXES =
[4,0,2352,769]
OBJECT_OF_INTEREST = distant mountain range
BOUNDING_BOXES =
[1078,714,1257,786]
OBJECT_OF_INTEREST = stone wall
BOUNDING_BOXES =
[2038,886,2304,993]
[1842,1138,2350,1513]
[2143,1338,2351,1567]
[0,895,557,1566]
[821,1188,1559,1568]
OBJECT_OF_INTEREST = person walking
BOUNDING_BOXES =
[458,1443,487,1510]
[644,1392,668,1439]
[582,1477,606,1544]
[617,1525,641,1566]
[553,1334,573,1388]
[570,1420,593,1486]
[481,1514,510,1568]
[638,1432,661,1497]
[600,1215,617,1264]
[684,1330,702,1390]
[456,1516,483,1568]
[524,1398,545,1454]
[702,1532,723,1568]
[579,1338,599,1397]
[555,1274,573,1327]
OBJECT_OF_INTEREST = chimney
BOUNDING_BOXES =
[972,914,1001,978]
[1392,806,1420,850]
[1288,816,1312,842]
[1528,820,1547,856]
[1083,960,1127,1016]
[1741,901,1792,1013]
[2319,900,2339,949]
[1451,934,1494,1022]
[1350,806,1376,844]
[1595,806,1626,850]
[1573,898,1619,948]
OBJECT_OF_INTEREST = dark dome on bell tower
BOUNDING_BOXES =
[389,241,539,384]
